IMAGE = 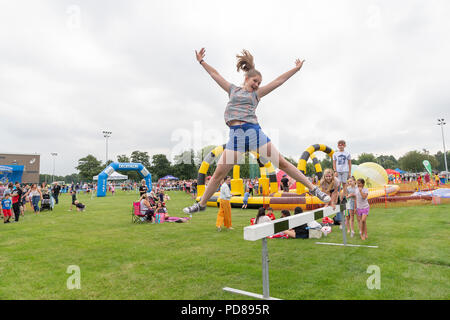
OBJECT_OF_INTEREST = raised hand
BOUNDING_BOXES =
[195,48,206,63]
[295,58,305,70]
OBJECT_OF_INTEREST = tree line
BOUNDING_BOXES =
[40,148,450,184]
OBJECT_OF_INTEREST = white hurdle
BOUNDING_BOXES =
[223,204,346,300]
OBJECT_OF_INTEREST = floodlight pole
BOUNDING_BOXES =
[102,131,112,164]
[437,119,448,182]
[51,153,58,182]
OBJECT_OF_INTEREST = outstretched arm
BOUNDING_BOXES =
[256,59,304,99]
[195,48,231,93]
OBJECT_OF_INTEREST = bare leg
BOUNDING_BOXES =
[257,142,316,191]
[283,230,296,238]
[350,211,355,232]
[198,149,241,207]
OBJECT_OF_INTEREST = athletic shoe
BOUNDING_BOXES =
[351,231,355,238]
[183,202,206,214]
[310,186,331,203]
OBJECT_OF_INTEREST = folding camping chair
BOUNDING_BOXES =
[132,201,147,224]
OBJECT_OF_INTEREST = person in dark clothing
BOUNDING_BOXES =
[139,179,148,197]
[69,190,77,211]
[11,182,23,222]
[52,182,61,205]
[280,207,308,239]
[280,174,290,192]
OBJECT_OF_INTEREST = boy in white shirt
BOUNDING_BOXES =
[333,140,352,201]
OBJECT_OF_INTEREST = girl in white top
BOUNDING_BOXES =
[345,176,357,238]
[24,184,42,214]
[255,207,271,224]
[355,178,370,240]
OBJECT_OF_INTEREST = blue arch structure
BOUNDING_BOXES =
[97,162,152,197]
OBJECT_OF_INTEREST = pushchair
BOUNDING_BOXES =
[40,193,53,211]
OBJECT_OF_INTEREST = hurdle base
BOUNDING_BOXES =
[223,287,281,300]
[315,242,378,248]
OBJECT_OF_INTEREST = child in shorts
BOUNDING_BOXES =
[355,178,370,240]
[333,140,351,202]
[1,193,13,223]
[242,189,250,209]
[345,176,357,237]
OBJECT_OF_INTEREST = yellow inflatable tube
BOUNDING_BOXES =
[203,184,399,211]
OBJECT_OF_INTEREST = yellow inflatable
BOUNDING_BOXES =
[196,145,399,211]
[352,162,388,188]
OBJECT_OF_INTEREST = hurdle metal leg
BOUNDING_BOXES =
[223,237,281,300]
[261,238,270,299]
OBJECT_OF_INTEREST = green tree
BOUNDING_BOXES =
[357,153,377,164]
[130,151,152,181]
[172,150,197,180]
[399,151,438,172]
[117,154,130,163]
[320,157,332,170]
[76,155,103,181]
[375,155,398,169]
[151,154,172,180]
[130,151,151,169]
[434,151,450,172]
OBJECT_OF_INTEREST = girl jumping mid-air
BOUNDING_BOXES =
[183,48,330,214]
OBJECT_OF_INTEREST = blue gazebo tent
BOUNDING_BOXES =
[159,175,179,180]
[395,168,406,174]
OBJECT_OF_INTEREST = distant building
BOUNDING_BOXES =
[0,153,40,184]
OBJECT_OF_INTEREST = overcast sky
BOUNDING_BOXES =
[1,0,449,176]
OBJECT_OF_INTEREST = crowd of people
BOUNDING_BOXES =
[0,181,91,223]
[388,172,444,188]
[136,179,190,223]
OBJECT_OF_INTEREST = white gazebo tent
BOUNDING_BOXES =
[93,171,128,181]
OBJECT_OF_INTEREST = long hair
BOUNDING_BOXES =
[255,207,266,223]
[236,49,261,78]
[320,168,336,193]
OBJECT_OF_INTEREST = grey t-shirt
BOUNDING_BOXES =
[333,151,351,173]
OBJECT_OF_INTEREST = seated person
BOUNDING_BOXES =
[149,191,159,203]
[254,207,271,224]
[139,194,155,222]
[279,207,308,239]
[74,200,86,212]
[266,207,276,220]
[155,201,169,221]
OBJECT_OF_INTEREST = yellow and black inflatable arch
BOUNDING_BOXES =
[296,144,334,194]
[196,144,226,198]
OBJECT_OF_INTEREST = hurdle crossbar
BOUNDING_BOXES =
[224,203,346,300]
[243,204,346,241]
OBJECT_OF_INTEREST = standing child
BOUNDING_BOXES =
[355,178,370,240]
[1,193,13,223]
[183,48,330,214]
[332,140,352,202]
[345,176,357,237]
[69,190,77,211]
[216,176,233,231]
[242,188,250,209]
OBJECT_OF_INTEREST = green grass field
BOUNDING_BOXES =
[1,190,449,300]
